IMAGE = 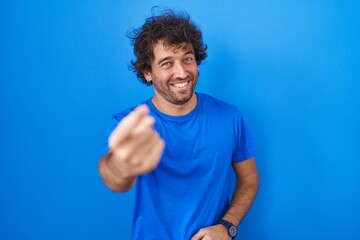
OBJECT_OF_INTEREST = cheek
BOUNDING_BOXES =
[186,64,198,74]
[155,72,172,83]
[152,75,167,87]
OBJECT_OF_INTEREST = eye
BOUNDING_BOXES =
[184,57,194,63]
[161,61,172,68]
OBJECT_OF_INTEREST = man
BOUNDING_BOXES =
[98,9,259,240]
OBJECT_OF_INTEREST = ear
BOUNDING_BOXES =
[143,70,152,83]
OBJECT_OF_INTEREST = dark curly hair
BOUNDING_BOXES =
[128,9,208,85]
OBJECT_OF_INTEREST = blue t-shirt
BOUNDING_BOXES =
[107,93,256,240]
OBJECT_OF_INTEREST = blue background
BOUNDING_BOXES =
[1,0,359,239]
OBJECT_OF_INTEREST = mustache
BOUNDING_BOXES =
[170,75,194,83]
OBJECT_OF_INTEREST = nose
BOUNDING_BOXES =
[173,62,187,79]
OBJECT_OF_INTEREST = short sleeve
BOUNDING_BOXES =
[104,110,132,151]
[232,111,256,163]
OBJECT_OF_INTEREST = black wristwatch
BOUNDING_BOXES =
[219,219,238,238]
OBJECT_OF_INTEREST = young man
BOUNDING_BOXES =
[98,9,259,240]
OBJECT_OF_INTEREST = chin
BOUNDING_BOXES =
[171,93,194,105]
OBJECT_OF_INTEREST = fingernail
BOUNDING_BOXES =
[136,104,149,112]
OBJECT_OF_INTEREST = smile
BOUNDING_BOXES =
[171,81,190,88]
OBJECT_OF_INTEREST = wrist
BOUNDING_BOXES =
[219,219,238,239]
[100,153,136,192]
[105,152,136,179]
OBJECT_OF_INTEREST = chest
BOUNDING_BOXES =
[154,114,236,170]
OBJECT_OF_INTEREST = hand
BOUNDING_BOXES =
[191,224,231,240]
[107,104,165,178]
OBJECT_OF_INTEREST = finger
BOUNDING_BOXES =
[136,135,165,174]
[191,229,205,240]
[110,138,164,178]
[111,127,159,163]
[110,130,163,173]
[132,127,158,148]
[131,115,155,136]
[109,104,149,148]
[123,131,164,173]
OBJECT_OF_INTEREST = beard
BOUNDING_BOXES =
[152,75,198,105]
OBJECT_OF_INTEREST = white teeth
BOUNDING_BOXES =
[173,81,189,88]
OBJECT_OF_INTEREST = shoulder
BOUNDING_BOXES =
[197,92,241,115]
[106,100,149,140]
[112,107,134,123]
[111,99,150,123]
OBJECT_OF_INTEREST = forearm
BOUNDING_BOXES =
[223,174,259,226]
[98,153,136,193]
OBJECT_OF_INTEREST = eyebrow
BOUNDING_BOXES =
[157,57,172,66]
[184,50,195,56]
[157,51,195,66]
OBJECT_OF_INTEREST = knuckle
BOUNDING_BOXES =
[143,158,157,171]
[153,131,164,142]
[148,130,157,139]
[129,155,142,167]
[113,148,129,162]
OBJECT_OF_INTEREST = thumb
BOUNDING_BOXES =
[191,229,205,240]
[108,104,149,148]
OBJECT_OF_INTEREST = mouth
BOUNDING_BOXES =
[170,81,190,89]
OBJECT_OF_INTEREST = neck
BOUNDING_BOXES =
[151,93,197,116]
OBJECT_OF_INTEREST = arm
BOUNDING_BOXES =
[223,157,259,227]
[98,153,137,192]
[98,105,165,193]
[192,157,259,240]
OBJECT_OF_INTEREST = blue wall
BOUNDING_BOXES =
[1,0,359,239]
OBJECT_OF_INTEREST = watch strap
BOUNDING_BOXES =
[219,219,232,228]
[219,219,238,238]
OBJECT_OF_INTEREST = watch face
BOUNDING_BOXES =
[229,225,238,237]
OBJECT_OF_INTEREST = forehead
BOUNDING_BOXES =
[151,40,194,60]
